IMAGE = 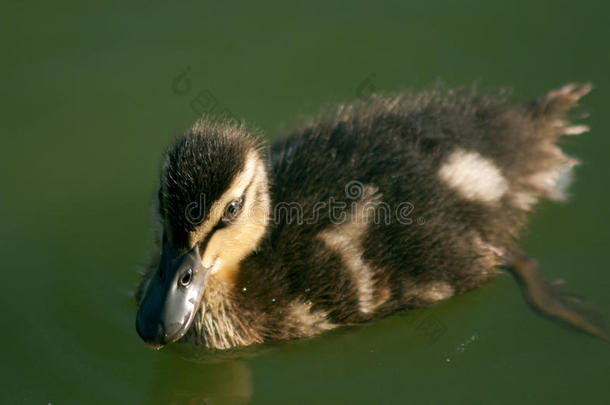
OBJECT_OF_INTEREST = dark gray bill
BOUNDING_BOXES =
[136,243,210,349]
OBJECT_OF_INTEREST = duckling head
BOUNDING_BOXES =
[136,120,269,349]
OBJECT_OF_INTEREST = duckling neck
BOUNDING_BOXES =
[183,277,264,350]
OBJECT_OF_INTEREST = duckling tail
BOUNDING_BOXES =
[529,82,592,120]
[507,83,592,209]
[500,250,610,341]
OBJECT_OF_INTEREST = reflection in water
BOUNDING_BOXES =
[144,347,253,405]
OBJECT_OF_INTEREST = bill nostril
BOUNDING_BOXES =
[179,268,193,287]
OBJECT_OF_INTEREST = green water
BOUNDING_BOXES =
[2,1,609,403]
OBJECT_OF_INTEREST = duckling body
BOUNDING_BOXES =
[136,84,602,350]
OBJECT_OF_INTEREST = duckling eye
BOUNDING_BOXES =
[222,199,242,222]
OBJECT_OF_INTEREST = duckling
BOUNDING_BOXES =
[136,83,607,350]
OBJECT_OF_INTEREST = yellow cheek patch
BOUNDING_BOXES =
[197,158,270,286]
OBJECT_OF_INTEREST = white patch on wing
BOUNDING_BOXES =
[318,185,384,314]
[438,148,508,203]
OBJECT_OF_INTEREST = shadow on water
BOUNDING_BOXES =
[144,351,253,405]
[141,306,453,405]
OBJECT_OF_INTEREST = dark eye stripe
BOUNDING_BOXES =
[197,175,256,255]
[198,221,222,252]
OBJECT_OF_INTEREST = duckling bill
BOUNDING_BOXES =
[136,83,607,350]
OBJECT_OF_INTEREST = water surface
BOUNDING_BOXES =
[2,1,609,403]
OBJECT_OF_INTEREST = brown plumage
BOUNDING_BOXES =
[136,83,607,351]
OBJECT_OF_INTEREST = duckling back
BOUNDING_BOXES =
[253,85,591,327]
[178,84,605,349]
